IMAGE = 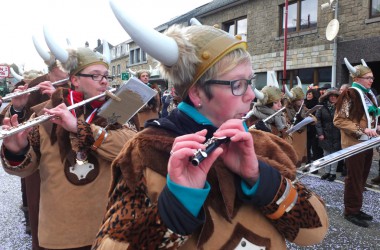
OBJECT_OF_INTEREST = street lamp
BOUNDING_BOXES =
[321,0,339,88]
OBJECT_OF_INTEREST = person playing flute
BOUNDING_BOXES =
[92,2,329,249]
[0,36,136,249]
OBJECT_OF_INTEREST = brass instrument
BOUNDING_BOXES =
[0,88,116,140]
[249,107,286,130]
[1,78,69,102]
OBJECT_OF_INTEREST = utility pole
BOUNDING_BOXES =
[331,1,339,88]
[283,0,289,91]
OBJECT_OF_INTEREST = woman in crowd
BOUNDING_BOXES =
[304,88,324,164]
[315,88,341,181]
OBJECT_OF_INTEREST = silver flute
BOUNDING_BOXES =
[190,109,255,166]
[248,107,286,130]
[0,88,116,140]
[1,78,69,102]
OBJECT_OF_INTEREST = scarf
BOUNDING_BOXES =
[352,82,380,116]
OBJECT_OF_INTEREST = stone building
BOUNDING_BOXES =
[108,0,380,93]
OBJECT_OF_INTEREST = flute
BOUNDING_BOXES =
[0,88,116,140]
[1,78,69,102]
[190,109,255,166]
[249,106,286,130]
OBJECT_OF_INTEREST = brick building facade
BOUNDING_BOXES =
[108,0,380,93]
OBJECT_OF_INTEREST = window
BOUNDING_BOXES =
[277,67,331,89]
[129,48,147,65]
[117,64,121,76]
[371,0,380,18]
[112,66,115,76]
[135,48,141,63]
[111,48,116,59]
[116,46,121,57]
[280,0,317,35]
[223,17,247,41]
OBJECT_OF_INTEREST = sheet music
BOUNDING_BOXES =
[97,77,157,125]
[286,116,314,135]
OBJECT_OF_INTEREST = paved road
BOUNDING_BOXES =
[0,148,379,249]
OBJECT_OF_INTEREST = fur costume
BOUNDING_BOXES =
[93,110,328,250]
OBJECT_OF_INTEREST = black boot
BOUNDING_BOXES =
[327,174,336,182]
[321,173,330,180]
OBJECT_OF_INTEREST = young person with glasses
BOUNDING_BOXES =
[92,3,328,249]
[1,44,136,249]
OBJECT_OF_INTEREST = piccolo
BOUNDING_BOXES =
[249,107,285,130]
[0,88,116,140]
[190,109,255,166]
[1,78,69,102]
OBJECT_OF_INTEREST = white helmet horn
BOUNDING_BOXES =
[109,0,179,66]
[284,84,293,99]
[296,76,302,88]
[254,88,265,100]
[128,68,137,76]
[32,35,51,62]
[270,72,279,88]
[43,25,69,63]
[344,57,357,75]
[102,39,111,64]
[190,18,202,26]
[361,59,368,67]
[10,67,23,81]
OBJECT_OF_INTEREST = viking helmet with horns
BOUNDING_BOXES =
[286,76,305,102]
[109,0,247,99]
[344,57,372,79]
[254,72,282,105]
[43,25,110,76]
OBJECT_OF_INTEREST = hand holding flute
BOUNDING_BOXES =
[169,118,259,189]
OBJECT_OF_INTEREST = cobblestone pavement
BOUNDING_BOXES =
[0,144,379,249]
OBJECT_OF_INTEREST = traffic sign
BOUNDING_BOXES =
[121,72,129,80]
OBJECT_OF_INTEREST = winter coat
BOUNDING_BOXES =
[92,103,328,250]
[315,101,341,151]
[334,88,377,148]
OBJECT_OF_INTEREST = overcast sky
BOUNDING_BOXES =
[0,0,211,71]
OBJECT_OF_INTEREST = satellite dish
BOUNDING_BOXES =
[326,19,340,41]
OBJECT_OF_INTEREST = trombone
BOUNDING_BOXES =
[0,88,116,140]
[1,78,69,102]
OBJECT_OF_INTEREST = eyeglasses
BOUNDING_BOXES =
[205,76,256,96]
[359,76,375,81]
[76,73,114,82]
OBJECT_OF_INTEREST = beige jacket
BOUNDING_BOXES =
[1,94,135,248]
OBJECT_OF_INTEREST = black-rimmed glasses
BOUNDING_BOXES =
[358,76,375,81]
[205,76,256,96]
[76,73,114,82]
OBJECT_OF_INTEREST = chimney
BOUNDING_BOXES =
[85,41,89,47]
[97,39,101,47]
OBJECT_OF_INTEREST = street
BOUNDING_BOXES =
[0,151,379,249]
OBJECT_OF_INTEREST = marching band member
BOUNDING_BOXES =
[333,58,378,228]
[252,83,289,139]
[284,77,312,166]
[0,34,136,249]
[92,2,328,249]
[2,36,71,250]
